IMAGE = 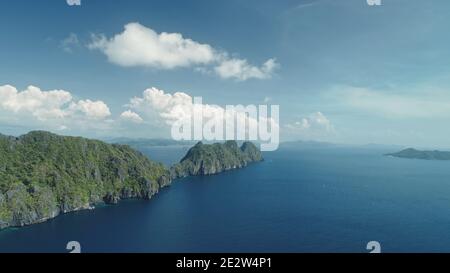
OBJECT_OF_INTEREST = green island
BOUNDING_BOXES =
[170,141,264,178]
[0,131,262,230]
[386,148,450,160]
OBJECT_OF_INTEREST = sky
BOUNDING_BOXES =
[1,0,450,148]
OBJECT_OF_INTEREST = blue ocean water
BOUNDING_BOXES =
[2,146,450,253]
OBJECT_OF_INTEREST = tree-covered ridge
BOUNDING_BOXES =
[0,131,171,229]
[171,141,263,178]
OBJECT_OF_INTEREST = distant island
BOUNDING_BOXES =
[386,148,450,160]
[0,131,263,230]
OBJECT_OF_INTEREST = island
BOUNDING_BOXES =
[386,148,450,160]
[170,141,263,178]
[0,131,263,230]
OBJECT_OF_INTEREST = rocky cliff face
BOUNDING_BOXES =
[170,141,263,178]
[0,131,171,229]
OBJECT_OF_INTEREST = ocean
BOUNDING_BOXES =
[1,146,450,253]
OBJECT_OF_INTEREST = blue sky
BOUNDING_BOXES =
[1,0,450,148]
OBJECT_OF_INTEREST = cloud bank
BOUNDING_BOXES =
[0,85,111,132]
[329,86,450,119]
[124,87,279,140]
[0,84,279,141]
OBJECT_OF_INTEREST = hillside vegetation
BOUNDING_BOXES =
[0,131,170,229]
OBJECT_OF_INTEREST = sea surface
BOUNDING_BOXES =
[2,145,450,253]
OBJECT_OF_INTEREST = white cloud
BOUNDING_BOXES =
[0,85,72,120]
[127,87,193,127]
[120,110,143,124]
[214,58,279,81]
[89,22,279,81]
[69,100,111,120]
[88,22,215,69]
[0,85,111,131]
[127,87,279,137]
[0,84,280,140]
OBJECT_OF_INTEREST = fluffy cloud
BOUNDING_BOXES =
[127,87,215,128]
[120,110,143,124]
[0,85,72,120]
[0,85,111,131]
[88,23,215,69]
[125,87,279,139]
[89,22,279,81]
[124,87,190,129]
[0,84,279,141]
[69,100,111,120]
[214,58,279,81]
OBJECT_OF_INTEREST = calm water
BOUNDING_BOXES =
[2,146,450,253]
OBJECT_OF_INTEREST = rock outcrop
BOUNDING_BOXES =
[170,141,263,178]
